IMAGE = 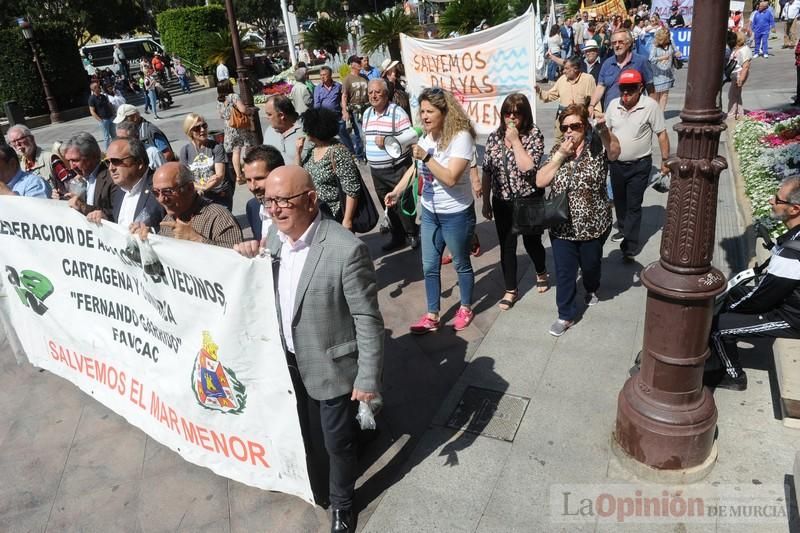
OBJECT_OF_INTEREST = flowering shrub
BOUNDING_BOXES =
[733,116,794,236]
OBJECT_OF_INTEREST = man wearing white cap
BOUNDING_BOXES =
[580,41,602,82]
[113,104,174,162]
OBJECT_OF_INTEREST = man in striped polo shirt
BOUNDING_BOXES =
[363,78,419,251]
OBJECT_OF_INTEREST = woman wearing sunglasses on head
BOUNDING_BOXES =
[536,103,618,337]
[482,93,548,310]
[178,113,232,210]
[385,88,477,334]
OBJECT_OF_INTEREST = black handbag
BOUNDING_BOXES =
[507,145,570,234]
[330,148,379,233]
[723,56,737,83]
[512,189,570,234]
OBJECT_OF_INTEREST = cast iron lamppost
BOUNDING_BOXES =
[613,0,728,480]
[223,0,263,145]
[17,19,62,124]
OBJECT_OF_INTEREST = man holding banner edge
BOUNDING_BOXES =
[235,165,384,533]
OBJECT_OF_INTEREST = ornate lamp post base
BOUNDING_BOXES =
[612,0,730,478]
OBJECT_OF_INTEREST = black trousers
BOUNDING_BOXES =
[709,310,800,378]
[609,156,651,255]
[491,196,547,290]
[370,160,418,240]
[286,352,359,510]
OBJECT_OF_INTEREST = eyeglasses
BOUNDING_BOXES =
[9,135,31,145]
[504,110,522,117]
[611,39,628,45]
[103,155,134,167]
[774,194,800,206]
[559,122,585,132]
[422,87,444,96]
[261,190,311,208]
[191,123,208,132]
[152,183,190,198]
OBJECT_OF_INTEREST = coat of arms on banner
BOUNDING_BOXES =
[192,330,247,414]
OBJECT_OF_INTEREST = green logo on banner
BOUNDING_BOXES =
[6,266,53,316]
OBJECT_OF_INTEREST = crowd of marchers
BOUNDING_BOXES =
[3,22,800,533]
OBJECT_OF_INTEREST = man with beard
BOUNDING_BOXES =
[242,145,285,242]
[603,69,669,261]
[6,125,54,185]
[705,176,800,391]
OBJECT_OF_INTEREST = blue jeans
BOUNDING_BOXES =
[337,115,364,159]
[99,118,115,149]
[147,89,159,117]
[551,228,610,321]
[178,74,191,93]
[420,204,475,313]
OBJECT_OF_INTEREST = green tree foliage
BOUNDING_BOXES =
[0,0,148,46]
[302,17,347,57]
[0,22,86,116]
[235,0,282,37]
[156,5,227,73]
[438,0,514,36]
[359,7,420,60]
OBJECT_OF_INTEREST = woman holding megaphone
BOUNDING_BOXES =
[385,87,477,334]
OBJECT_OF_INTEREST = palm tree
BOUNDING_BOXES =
[360,7,421,60]
[303,17,348,58]
[202,30,260,69]
[438,0,514,36]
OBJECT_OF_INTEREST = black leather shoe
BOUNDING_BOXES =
[703,370,748,391]
[382,237,406,252]
[331,509,353,533]
[407,234,420,249]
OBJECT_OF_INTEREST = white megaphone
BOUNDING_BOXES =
[384,126,424,159]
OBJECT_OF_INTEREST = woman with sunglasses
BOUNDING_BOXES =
[536,104,617,337]
[385,88,477,333]
[482,93,548,310]
[178,113,232,210]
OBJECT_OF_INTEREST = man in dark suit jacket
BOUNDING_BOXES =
[242,145,285,242]
[236,165,384,533]
[62,132,117,220]
[87,138,164,228]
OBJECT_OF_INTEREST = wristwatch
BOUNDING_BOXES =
[422,153,432,163]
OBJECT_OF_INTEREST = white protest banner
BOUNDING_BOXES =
[0,197,313,503]
[400,8,537,135]
[652,0,694,25]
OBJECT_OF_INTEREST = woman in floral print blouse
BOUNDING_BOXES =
[482,93,549,310]
[536,103,617,337]
[296,107,361,229]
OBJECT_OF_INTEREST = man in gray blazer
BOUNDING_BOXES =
[236,164,383,533]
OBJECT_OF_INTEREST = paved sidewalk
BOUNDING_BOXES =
[2,39,800,533]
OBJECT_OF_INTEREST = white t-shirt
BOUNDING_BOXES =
[418,131,475,214]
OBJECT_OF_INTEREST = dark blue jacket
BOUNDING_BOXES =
[111,170,165,229]
[246,197,263,242]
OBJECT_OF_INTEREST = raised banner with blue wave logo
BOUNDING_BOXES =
[400,8,537,135]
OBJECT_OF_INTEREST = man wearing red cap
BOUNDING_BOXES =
[602,68,670,261]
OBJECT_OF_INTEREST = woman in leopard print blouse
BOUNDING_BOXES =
[536,103,616,337]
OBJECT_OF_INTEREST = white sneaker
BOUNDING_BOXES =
[584,292,599,306]
[549,319,574,337]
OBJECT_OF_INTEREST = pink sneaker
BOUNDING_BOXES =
[452,307,474,331]
[410,315,440,334]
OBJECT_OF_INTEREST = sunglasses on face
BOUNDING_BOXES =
[619,84,641,93]
[103,155,134,167]
[9,135,31,145]
[504,110,522,117]
[191,123,208,132]
[559,122,584,133]
[152,183,190,198]
[774,194,800,206]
